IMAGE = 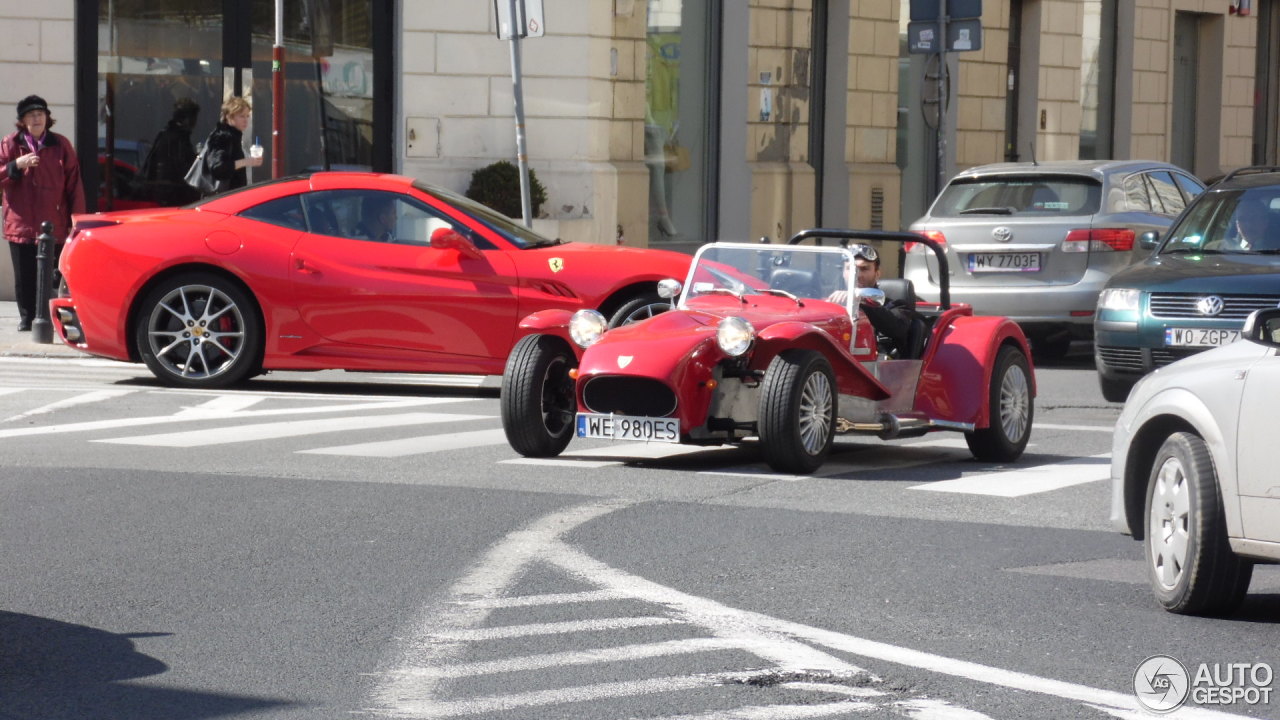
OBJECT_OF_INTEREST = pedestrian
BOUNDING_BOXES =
[0,95,86,331]
[202,95,262,196]
[140,97,201,206]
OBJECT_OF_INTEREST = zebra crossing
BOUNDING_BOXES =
[0,359,1112,496]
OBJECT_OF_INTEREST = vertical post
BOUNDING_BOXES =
[936,3,948,199]
[272,0,286,178]
[507,0,534,228]
[31,221,55,344]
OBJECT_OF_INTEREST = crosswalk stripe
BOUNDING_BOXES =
[298,427,505,457]
[454,590,628,608]
[93,412,490,448]
[908,453,1111,497]
[643,701,879,719]
[2,388,135,423]
[390,638,744,680]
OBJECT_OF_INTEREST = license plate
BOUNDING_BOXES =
[1164,327,1240,347]
[968,252,1040,272]
[576,413,680,443]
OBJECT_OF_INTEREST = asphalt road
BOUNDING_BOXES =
[0,351,1276,719]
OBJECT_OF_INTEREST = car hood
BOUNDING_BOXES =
[1107,253,1280,292]
[1126,338,1273,410]
[579,310,718,379]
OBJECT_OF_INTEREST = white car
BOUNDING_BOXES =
[1111,308,1280,615]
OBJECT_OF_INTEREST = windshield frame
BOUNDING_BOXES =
[679,242,860,316]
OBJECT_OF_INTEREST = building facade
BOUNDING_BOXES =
[2,0,1278,301]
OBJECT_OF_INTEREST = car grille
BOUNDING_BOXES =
[582,376,677,417]
[1096,346,1144,371]
[1151,347,1208,367]
[1148,293,1280,320]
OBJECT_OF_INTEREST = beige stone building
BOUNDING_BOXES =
[2,0,1278,299]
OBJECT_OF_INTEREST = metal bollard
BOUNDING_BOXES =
[31,220,54,344]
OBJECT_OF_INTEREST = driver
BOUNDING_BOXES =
[827,244,920,356]
[1231,196,1276,251]
[358,195,398,243]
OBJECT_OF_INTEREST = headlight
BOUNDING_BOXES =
[569,309,608,348]
[1098,288,1140,312]
[716,316,755,357]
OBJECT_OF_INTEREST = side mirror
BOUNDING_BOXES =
[431,227,483,259]
[1242,308,1280,348]
[856,287,886,307]
[1138,230,1160,250]
[657,278,683,299]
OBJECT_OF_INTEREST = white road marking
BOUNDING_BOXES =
[172,394,265,418]
[453,590,628,608]
[428,616,675,641]
[2,388,135,423]
[370,501,1251,719]
[390,638,742,680]
[500,457,623,468]
[569,442,738,459]
[298,427,503,457]
[1034,423,1115,433]
[94,412,489,447]
[909,453,1110,497]
[645,702,879,719]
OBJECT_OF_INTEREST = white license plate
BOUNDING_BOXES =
[968,252,1040,272]
[1164,327,1240,347]
[576,413,680,443]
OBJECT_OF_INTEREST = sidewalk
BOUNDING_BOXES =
[0,300,84,359]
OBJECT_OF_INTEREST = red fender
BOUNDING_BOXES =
[515,309,584,360]
[755,321,891,401]
[916,314,1035,427]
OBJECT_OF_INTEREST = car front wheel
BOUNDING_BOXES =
[608,292,671,328]
[501,334,577,457]
[1144,432,1252,615]
[758,349,836,474]
[134,273,262,388]
[965,344,1033,462]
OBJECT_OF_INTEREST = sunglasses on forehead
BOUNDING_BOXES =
[849,244,878,262]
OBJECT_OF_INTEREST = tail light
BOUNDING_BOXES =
[1062,228,1135,253]
[905,230,946,254]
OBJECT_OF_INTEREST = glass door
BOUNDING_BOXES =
[94,0,377,211]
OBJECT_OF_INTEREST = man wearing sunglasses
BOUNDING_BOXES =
[828,244,920,358]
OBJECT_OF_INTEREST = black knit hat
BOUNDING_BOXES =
[17,95,49,119]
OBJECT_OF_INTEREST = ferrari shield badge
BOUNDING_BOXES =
[548,257,564,273]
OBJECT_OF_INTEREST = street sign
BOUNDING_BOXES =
[909,0,983,21]
[907,18,982,54]
[496,0,545,39]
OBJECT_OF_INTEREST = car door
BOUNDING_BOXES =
[1235,350,1280,543]
[290,189,518,360]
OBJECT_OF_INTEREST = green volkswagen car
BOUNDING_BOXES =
[1095,167,1280,402]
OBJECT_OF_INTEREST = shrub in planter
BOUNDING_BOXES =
[465,160,548,219]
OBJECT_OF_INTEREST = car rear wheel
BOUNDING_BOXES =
[501,334,577,457]
[134,273,262,388]
[758,350,836,474]
[965,344,1033,462]
[608,292,671,328]
[1098,373,1134,403]
[1144,432,1253,615]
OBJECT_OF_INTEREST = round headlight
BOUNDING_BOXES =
[717,316,755,357]
[569,309,608,348]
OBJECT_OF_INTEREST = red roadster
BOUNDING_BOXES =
[501,230,1036,474]
[51,172,689,387]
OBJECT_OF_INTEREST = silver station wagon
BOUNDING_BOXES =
[905,160,1205,358]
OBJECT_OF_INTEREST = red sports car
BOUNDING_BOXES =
[51,172,689,388]
[501,230,1036,474]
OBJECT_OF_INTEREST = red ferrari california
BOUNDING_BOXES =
[52,172,690,388]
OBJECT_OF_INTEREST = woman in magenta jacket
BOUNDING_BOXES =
[0,95,86,331]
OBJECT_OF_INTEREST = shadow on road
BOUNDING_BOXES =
[0,612,292,719]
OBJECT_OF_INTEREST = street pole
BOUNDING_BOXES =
[272,0,285,179]
[936,4,948,199]
[507,0,534,228]
[31,221,54,344]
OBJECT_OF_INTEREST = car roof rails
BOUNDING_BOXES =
[1216,165,1280,184]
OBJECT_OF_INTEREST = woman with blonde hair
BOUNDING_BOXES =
[202,95,262,195]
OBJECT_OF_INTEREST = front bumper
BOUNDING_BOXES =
[1094,316,1239,379]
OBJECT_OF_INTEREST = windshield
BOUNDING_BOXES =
[931,175,1101,217]
[681,244,858,309]
[1160,188,1280,255]
[412,180,552,249]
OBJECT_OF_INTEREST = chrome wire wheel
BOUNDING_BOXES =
[798,370,833,455]
[1148,455,1191,591]
[146,284,247,381]
[998,361,1030,443]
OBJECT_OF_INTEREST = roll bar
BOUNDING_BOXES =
[787,228,950,309]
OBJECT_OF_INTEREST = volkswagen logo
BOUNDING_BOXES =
[1196,295,1225,316]
[992,226,1012,243]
